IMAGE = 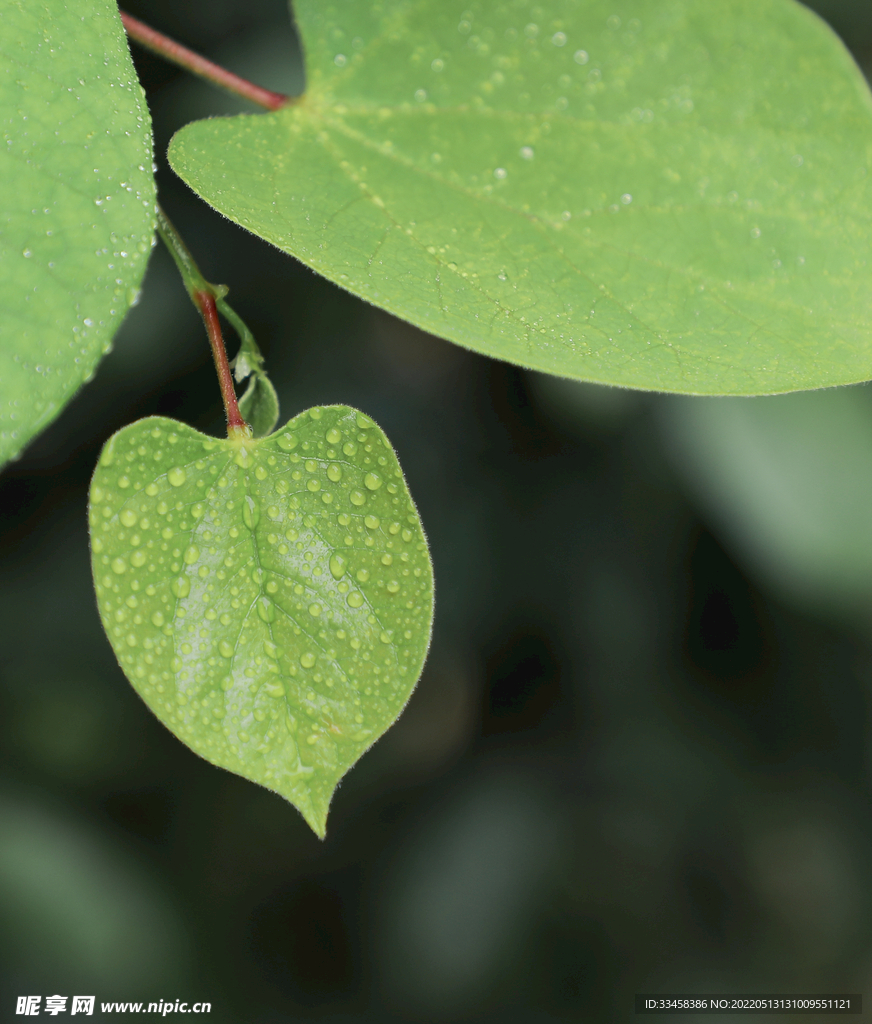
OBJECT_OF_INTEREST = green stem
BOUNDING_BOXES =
[155,205,248,437]
[119,10,292,112]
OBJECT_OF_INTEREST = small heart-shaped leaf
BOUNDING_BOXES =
[89,407,433,836]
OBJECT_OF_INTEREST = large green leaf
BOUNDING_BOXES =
[168,0,872,396]
[89,407,433,836]
[1,0,154,466]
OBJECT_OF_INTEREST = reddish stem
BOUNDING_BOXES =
[119,10,290,111]
[193,290,247,433]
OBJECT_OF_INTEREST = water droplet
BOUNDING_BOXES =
[343,441,358,456]
[300,652,316,668]
[364,514,380,529]
[111,557,127,575]
[350,490,366,506]
[151,611,164,627]
[168,466,186,487]
[364,472,383,491]
[171,576,190,598]
[184,545,200,564]
[120,509,137,527]
[356,413,372,429]
[308,603,321,617]
[414,88,427,102]
[326,427,342,444]
[621,193,633,205]
[574,49,589,64]
[257,596,276,623]
[494,167,507,180]
[552,31,567,46]
[431,58,444,72]
[520,146,534,160]
[356,569,370,583]
[334,53,347,67]
[329,554,347,579]
[327,464,342,482]
[307,478,321,492]
[243,496,260,529]
[347,592,364,608]
[381,554,393,566]
[131,550,146,567]
[277,432,298,451]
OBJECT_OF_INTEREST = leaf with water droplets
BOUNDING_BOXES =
[89,406,433,836]
[0,0,155,466]
[169,0,872,396]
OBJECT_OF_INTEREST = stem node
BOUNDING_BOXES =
[156,205,247,436]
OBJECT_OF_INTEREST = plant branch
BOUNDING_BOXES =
[119,10,291,111]
[155,205,249,437]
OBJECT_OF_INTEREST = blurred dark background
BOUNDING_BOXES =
[3,1,872,1020]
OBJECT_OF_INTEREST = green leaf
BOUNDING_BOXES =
[89,406,433,836]
[168,0,872,396]
[659,388,872,614]
[1,0,155,466]
[238,372,281,438]
[220,297,280,437]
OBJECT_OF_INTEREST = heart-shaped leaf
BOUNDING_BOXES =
[89,407,433,836]
[168,0,872,396]
[1,0,155,466]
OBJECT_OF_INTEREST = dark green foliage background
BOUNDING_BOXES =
[2,1,872,1019]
